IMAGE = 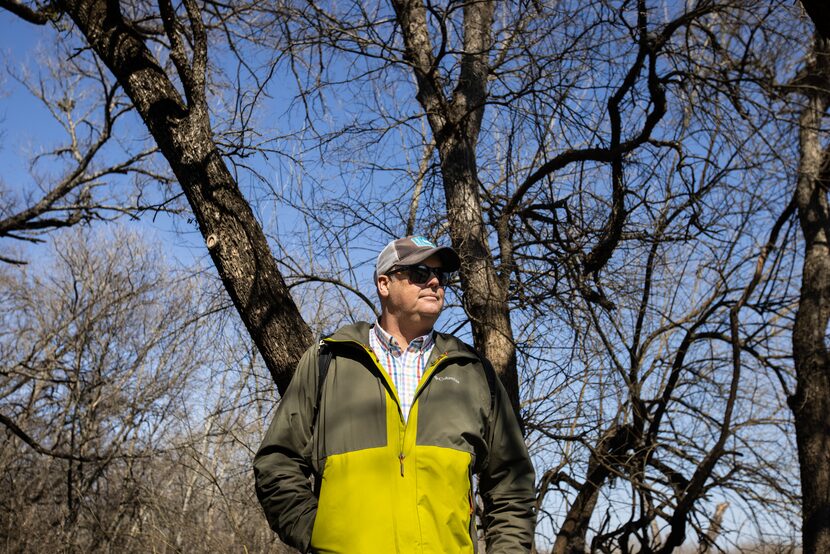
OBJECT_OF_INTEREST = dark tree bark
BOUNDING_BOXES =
[791,34,830,554]
[0,0,313,394]
[801,0,830,41]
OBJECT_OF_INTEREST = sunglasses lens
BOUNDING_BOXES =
[410,267,431,283]
[387,265,450,285]
[396,265,448,286]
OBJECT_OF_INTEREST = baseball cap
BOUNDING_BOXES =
[375,235,461,281]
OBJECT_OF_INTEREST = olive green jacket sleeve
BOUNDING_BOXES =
[253,345,319,553]
[479,376,537,552]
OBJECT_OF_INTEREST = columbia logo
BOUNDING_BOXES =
[435,376,460,384]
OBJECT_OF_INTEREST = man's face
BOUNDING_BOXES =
[378,254,446,326]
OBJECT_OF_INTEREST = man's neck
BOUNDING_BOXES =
[377,315,433,349]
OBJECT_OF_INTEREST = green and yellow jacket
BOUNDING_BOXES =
[254,322,536,553]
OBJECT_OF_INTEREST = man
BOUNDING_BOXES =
[254,235,536,553]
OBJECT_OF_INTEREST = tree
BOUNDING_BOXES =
[0,38,175,265]
[0,229,210,550]
[268,0,715,416]
[790,30,830,554]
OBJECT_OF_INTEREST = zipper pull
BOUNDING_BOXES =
[399,453,405,477]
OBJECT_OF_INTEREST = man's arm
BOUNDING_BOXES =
[479,375,537,552]
[253,345,320,552]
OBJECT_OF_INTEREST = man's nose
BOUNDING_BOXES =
[425,271,441,288]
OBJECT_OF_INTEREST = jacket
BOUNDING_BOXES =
[253,322,536,553]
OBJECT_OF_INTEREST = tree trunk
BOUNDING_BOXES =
[439,135,521,416]
[59,0,312,394]
[551,425,635,554]
[791,34,830,554]
[436,0,521,416]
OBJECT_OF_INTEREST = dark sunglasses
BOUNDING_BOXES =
[387,264,451,286]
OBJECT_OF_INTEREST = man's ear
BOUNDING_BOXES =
[377,275,390,298]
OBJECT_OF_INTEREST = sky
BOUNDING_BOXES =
[1,13,60,192]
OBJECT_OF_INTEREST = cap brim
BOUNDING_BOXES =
[397,246,460,272]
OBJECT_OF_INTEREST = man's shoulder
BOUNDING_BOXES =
[321,321,373,344]
[432,331,478,358]
[296,322,372,376]
[432,332,499,411]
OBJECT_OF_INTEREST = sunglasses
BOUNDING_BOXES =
[387,264,451,286]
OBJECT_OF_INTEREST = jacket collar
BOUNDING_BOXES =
[325,322,480,366]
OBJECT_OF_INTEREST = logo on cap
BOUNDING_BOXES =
[411,236,436,248]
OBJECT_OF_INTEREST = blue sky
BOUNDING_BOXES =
[1,13,61,193]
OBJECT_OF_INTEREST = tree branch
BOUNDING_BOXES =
[1,412,108,462]
[0,0,52,24]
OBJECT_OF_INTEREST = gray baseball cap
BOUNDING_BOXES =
[375,235,460,281]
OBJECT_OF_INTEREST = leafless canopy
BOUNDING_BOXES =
[0,0,824,551]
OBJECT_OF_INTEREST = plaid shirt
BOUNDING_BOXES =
[369,322,435,421]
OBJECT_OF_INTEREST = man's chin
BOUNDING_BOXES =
[417,306,442,322]
[418,301,443,314]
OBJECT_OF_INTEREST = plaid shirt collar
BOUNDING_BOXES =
[371,321,435,354]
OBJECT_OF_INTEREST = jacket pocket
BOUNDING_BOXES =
[310,447,399,553]
[413,445,476,553]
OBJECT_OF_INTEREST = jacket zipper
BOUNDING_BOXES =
[396,352,451,478]
[346,340,409,478]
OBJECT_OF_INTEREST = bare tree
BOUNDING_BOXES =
[0,39,175,265]
[789,31,830,554]
[0,228,214,550]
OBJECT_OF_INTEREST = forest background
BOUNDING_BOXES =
[1,0,829,552]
